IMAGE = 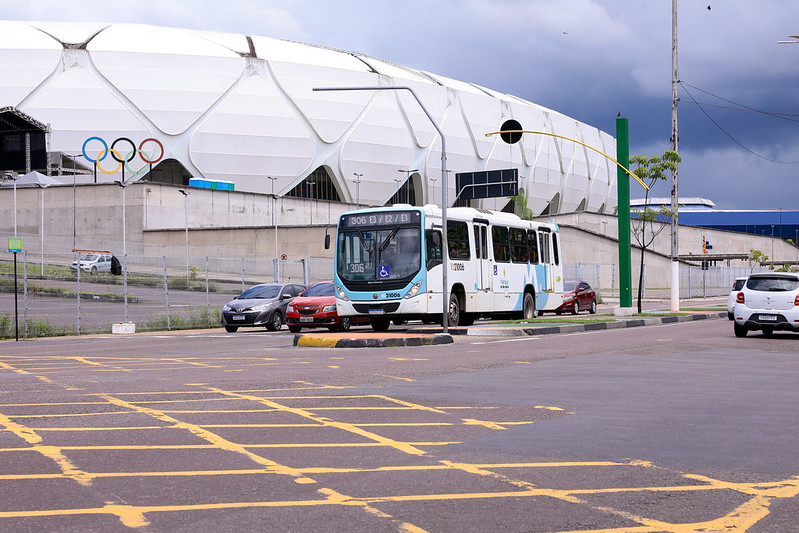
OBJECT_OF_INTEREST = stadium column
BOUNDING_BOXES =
[616,117,633,308]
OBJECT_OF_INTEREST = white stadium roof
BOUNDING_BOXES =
[0,20,617,215]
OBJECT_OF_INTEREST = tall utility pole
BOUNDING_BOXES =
[669,0,680,311]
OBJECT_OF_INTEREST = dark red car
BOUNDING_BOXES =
[285,281,370,332]
[554,280,597,315]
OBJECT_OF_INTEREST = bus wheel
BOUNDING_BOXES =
[522,292,535,320]
[448,292,461,326]
[370,317,391,332]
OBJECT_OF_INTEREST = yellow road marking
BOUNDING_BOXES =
[98,394,318,484]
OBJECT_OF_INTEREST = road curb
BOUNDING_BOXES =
[409,311,728,338]
[293,333,454,348]
[291,312,726,347]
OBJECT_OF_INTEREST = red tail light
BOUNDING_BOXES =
[795,295,799,306]
[736,293,745,304]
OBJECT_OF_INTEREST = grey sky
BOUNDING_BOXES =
[4,0,798,209]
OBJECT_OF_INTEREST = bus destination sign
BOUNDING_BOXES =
[342,210,420,228]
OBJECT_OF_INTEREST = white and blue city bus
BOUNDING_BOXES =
[331,204,564,331]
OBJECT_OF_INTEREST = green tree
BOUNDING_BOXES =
[748,249,768,272]
[512,191,535,220]
[629,150,681,313]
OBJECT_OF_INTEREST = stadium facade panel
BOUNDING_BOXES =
[1,20,616,215]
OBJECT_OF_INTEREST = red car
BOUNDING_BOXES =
[553,280,597,315]
[285,281,370,332]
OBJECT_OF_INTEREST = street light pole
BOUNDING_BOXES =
[116,179,131,322]
[393,178,402,203]
[178,189,191,279]
[267,176,279,282]
[398,168,418,205]
[313,85,450,333]
[352,173,362,209]
[307,181,315,225]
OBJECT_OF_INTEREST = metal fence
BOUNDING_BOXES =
[565,262,767,301]
[1,252,772,339]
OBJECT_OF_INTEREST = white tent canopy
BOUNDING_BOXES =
[1,170,63,187]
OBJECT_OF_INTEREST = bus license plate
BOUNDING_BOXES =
[368,309,385,315]
[300,316,314,322]
[759,314,777,321]
[232,315,245,321]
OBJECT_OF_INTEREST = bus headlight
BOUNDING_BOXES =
[404,281,423,299]
[336,285,350,301]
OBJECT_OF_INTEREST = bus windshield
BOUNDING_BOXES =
[337,226,421,282]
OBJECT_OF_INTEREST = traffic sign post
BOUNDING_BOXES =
[8,237,22,341]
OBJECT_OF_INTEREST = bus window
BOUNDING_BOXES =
[552,232,560,265]
[539,232,551,264]
[492,226,510,263]
[337,231,375,281]
[447,221,470,259]
[527,229,539,264]
[426,229,443,268]
[510,228,529,263]
[473,225,481,259]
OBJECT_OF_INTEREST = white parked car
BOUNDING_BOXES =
[733,272,799,337]
[70,253,112,274]
[727,277,748,320]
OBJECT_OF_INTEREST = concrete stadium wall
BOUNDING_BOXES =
[2,183,795,289]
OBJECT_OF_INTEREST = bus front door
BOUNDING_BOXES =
[473,222,492,310]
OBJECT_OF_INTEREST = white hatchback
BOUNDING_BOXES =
[733,272,799,337]
[726,277,748,320]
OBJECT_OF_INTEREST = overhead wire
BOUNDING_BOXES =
[678,81,799,164]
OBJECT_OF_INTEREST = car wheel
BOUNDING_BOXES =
[266,312,283,331]
[90,266,98,275]
[522,292,535,320]
[555,310,562,315]
[370,317,391,332]
[727,312,734,320]
[288,325,302,333]
[224,326,238,333]
[338,317,351,331]
[762,327,774,337]
[733,322,748,337]
[589,300,597,314]
[572,301,580,315]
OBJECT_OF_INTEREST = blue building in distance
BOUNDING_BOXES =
[630,197,799,243]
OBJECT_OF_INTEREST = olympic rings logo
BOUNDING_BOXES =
[82,137,165,176]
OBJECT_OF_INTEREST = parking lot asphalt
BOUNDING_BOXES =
[293,297,729,348]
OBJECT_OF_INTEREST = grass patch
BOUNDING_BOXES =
[0,309,224,340]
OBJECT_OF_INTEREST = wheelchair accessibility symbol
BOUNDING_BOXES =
[378,265,391,279]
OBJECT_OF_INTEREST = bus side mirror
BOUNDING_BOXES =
[324,234,331,250]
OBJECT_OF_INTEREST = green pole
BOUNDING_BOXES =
[616,117,632,308]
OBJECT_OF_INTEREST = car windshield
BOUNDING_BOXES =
[301,283,334,297]
[237,285,281,299]
[563,281,577,291]
[81,254,99,261]
[746,277,799,292]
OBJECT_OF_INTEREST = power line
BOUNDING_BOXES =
[678,81,799,164]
